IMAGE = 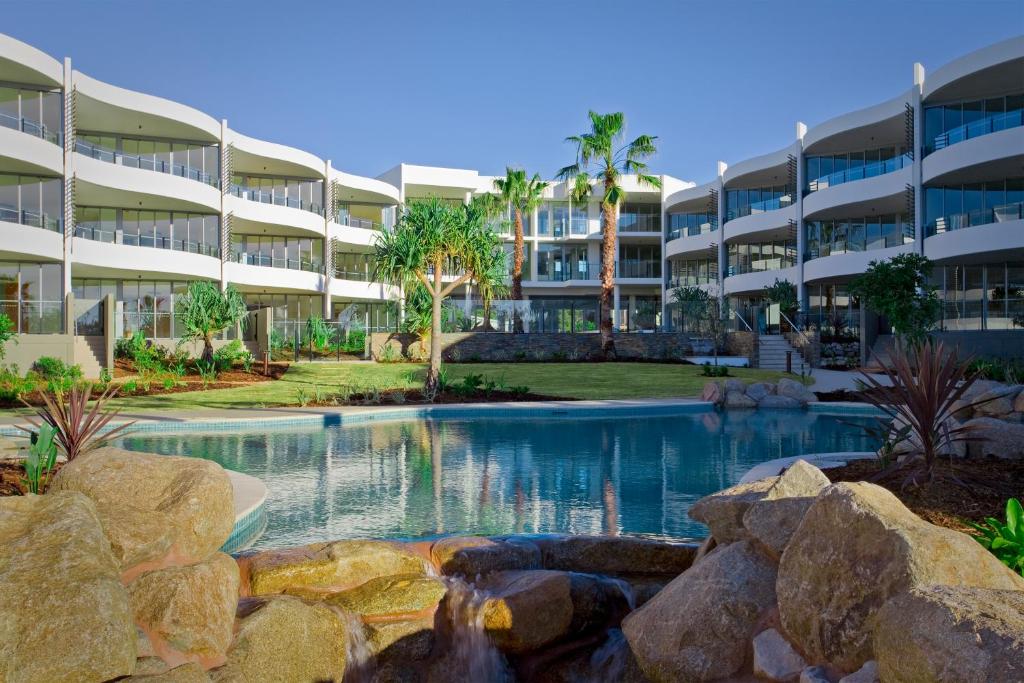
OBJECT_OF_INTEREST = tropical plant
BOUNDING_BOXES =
[175,281,249,363]
[557,111,660,357]
[305,314,332,351]
[764,278,798,318]
[32,357,81,384]
[21,422,58,494]
[494,168,548,325]
[471,231,509,331]
[0,312,16,360]
[295,386,310,407]
[969,498,1024,577]
[672,285,729,365]
[19,385,134,462]
[195,359,218,387]
[373,197,502,391]
[850,253,940,345]
[212,339,247,371]
[856,339,989,485]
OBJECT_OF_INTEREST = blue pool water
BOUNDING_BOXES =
[115,409,878,549]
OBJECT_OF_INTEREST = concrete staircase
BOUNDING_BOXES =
[73,336,105,379]
[758,334,800,371]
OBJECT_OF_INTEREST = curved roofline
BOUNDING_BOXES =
[73,71,220,142]
[665,179,718,209]
[227,129,326,179]
[803,89,912,151]
[723,142,798,186]
[0,33,62,87]
[331,170,401,204]
[923,35,1024,101]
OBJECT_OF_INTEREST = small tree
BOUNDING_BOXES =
[672,285,729,365]
[176,282,249,363]
[374,197,501,391]
[473,242,509,331]
[0,312,15,360]
[850,253,940,346]
[764,278,798,317]
[494,168,547,331]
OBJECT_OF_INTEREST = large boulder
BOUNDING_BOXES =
[778,377,817,404]
[431,536,539,577]
[210,596,347,682]
[700,381,723,405]
[240,539,428,595]
[688,476,778,544]
[51,447,234,570]
[129,553,240,668]
[963,417,1024,459]
[1015,389,1024,413]
[873,585,1024,683]
[777,482,1024,672]
[533,535,696,577]
[724,390,757,409]
[746,382,775,403]
[759,394,802,409]
[126,662,210,681]
[480,570,574,653]
[970,385,1022,419]
[743,460,831,557]
[753,628,807,682]
[622,540,778,682]
[724,378,746,395]
[0,492,136,682]
[323,573,447,619]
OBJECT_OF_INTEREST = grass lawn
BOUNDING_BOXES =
[34,362,799,412]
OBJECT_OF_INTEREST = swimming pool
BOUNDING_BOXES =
[114,409,879,548]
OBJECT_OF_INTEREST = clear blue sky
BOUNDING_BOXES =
[4,0,1022,183]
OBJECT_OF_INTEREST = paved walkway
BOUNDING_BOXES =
[807,368,891,393]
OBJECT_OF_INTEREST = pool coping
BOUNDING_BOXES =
[222,470,268,554]
[739,451,878,484]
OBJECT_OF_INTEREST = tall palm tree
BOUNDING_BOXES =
[473,238,509,330]
[556,111,659,357]
[494,168,548,306]
[374,197,501,391]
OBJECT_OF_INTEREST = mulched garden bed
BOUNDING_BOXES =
[825,457,1024,533]
[0,458,64,496]
[815,386,899,404]
[294,388,571,408]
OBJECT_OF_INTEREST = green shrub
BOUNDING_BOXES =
[0,312,15,360]
[213,339,247,371]
[970,498,1024,577]
[378,345,401,363]
[122,379,137,394]
[701,363,729,377]
[22,423,58,494]
[32,357,80,382]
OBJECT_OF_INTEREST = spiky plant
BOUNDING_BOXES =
[175,281,249,363]
[857,339,991,486]
[557,111,660,357]
[19,385,134,462]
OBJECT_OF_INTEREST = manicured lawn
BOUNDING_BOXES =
[62,362,796,411]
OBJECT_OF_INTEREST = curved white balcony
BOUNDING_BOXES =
[922,127,1024,185]
[223,261,324,293]
[723,143,796,188]
[225,194,325,237]
[803,165,911,219]
[73,72,219,143]
[723,266,798,296]
[228,130,325,180]
[665,229,718,258]
[665,179,717,209]
[0,125,63,175]
[724,203,797,242]
[73,152,221,213]
[0,34,62,87]
[924,217,1024,263]
[803,244,912,284]
[0,221,62,261]
[71,236,221,281]
[328,222,378,248]
[803,91,910,154]
[332,170,400,205]
[328,278,394,301]
[923,36,1024,103]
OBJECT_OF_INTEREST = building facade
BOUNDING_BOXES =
[1,32,1021,369]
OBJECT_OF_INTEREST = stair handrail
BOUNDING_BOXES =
[779,310,812,349]
[734,310,753,332]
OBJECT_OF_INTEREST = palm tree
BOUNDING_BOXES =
[473,236,509,330]
[374,197,501,391]
[494,168,548,307]
[175,281,248,363]
[556,111,660,357]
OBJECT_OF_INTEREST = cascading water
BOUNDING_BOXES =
[441,577,515,682]
[329,607,375,683]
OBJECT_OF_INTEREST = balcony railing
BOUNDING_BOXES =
[618,215,661,232]
[726,194,794,221]
[570,217,588,234]
[234,252,324,274]
[0,111,62,145]
[0,300,63,334]
[726,257,797,276]
[667,220,715,241]
[335,214,383,230]
[929,201,1024,236]
[807,153,912,193]
[617,260,661,279]
[0,206,61,232]
[538,262,591,281]
[667,275,718,288]
[229,184,323,216]
[931,110,1024,153]
[74,224,220,257]
[75,139,219,187]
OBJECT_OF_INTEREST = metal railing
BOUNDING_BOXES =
[335,214,383,230]
[0,206,62,232]
[75,139,219,187]
[229,184,323,216]
[929,201,1023,236]
[234,252,324,274]
[807,153,912,193]
[0,110,62,145]
[616,260,662,278]
[726,194,794,221]
[75,225,220,257]
[932,110,1024,152]
[618,214,661,232]
[667,220,715,241]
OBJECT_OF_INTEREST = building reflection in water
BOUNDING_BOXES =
[117,411,877,549]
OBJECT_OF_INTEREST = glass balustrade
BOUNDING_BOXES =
[616,260,662,278]
[807,153,912,193]
[0,110,62,145]
[667,212,716,241]
[930,201,1024,236]
[933,110,1023,150]
[74,224,220,257]
[234,252,324,274]
[229,183,323,216]
[75,138,219,187]
[0,206,61,232]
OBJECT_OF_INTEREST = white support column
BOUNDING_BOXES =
[613,284,621,330]
[659,175,668,330]
[628,294,637,333]
[795,122,808,312]
[716,161,728,308]
[61,57,73,305]
[323,160,332,319]
[219,118,229,292]
[913,62,926,255]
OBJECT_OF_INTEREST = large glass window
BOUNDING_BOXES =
[0,174,62,231]
[74,207,220,256]
[725,184,794,221]
[616,244,661,278]
[668,257,718,287]
[618,203,661,232]
[924,179,1024,235]
[231,234,323,272]
[231,174,323,215]
[570,203,588,235]
[805,145,910,193]
[727,238,796,275]
[0,85,62,144]
[923,93,1024,154]
[805,213,911,259]
[0,261,63,333]
[667,210,716,240]
[76,133,219,186]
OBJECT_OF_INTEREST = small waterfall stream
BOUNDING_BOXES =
[331,607,375,683]
[442,577,514,682]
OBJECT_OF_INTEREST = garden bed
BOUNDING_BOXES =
[825,457,1024,533]
[288,386,570,408]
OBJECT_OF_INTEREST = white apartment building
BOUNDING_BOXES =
[1,32,1021,372]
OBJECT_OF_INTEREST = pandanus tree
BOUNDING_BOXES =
[557,111,660,356]
[175,281,248,363]
[374,197,502,391]
[473,234,509,330]
[494,168,548,330]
